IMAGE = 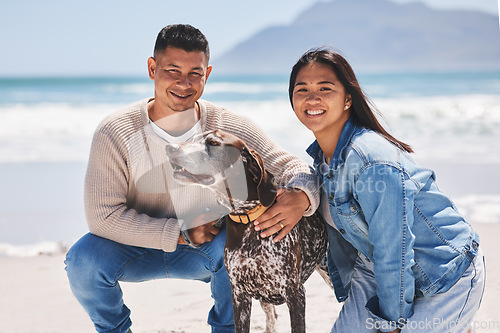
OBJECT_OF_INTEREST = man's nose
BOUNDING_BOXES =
[176,74,192,88]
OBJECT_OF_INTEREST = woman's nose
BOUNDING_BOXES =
[306,92,320,103]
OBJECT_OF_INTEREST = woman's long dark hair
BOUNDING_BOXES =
[289,49,413,153]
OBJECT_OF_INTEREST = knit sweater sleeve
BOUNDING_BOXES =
[84,111,180,252]
[204,102,320,215]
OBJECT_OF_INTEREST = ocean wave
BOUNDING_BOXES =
[204,82,287,94]
[0,94,499,164]
[374,94,500,163]
[0,103,119,163]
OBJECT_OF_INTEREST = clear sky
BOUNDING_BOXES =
[0,0,498,77]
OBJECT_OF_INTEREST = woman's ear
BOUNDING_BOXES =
[345,94,352,110]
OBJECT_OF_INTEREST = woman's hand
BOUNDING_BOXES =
[253,188,310,242]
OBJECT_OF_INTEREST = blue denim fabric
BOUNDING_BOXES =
[65,225,234,333]
[325,224,358,302]
[329,229,485,333]
[308,117,481,327]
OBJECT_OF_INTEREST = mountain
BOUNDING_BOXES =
[212,0,500,74]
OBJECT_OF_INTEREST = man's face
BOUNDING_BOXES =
[148,46,212,114]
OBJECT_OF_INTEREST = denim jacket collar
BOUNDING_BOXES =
[306,116,358,170]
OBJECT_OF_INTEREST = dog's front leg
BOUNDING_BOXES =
[232,293,252,333]
[259,301,278,333]
[285,284,306,333]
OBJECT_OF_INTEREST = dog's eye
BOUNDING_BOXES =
[208,140,220,146]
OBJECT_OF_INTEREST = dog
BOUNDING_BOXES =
[166,130,328,333]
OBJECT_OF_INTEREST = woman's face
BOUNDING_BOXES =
[292,62,351,138]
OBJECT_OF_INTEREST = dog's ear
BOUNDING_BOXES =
[243,148,277,207]
[258,169,277,207]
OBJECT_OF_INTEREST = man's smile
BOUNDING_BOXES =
[170,91,193,99]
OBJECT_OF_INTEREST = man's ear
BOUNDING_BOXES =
[148,57,156,80]
[205,65,213,81]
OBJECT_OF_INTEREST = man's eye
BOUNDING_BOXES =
[165,69,180,77]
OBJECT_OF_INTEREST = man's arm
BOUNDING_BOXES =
[84,122,181,252]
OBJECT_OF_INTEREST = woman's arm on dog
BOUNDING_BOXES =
[254,187,310,242]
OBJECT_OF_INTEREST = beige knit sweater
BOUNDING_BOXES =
[84,98,319,252]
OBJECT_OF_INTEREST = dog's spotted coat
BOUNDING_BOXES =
[224,210,326,333]
[166,130,328,333]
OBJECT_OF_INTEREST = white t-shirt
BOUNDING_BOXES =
[150,119,202,143]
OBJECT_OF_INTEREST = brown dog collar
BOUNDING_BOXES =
[228,202,271,224]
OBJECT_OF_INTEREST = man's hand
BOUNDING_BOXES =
[253,188,310,242]
[178,212,222,246]
[187,222,221,245]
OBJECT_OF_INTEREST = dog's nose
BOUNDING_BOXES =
[165,143,179,155]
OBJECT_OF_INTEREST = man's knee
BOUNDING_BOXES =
[65,233,114,288]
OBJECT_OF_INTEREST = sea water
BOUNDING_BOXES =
[1,72,499,255]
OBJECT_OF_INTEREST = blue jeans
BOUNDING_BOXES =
[65,226,234,333]
[332,248,485,333]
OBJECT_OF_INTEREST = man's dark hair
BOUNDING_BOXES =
[153,24,210,62]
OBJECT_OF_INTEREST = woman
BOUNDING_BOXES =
[288,49,485,332]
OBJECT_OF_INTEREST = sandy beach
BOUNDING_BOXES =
[0,222,497,333]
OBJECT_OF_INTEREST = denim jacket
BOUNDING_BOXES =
[307,117,480,328]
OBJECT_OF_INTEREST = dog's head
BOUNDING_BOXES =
[165,130,276,207]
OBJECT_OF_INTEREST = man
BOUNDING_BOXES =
[65,24,319,333]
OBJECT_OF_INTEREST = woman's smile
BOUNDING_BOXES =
[305,109,326,116]
[292,62,351,138]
